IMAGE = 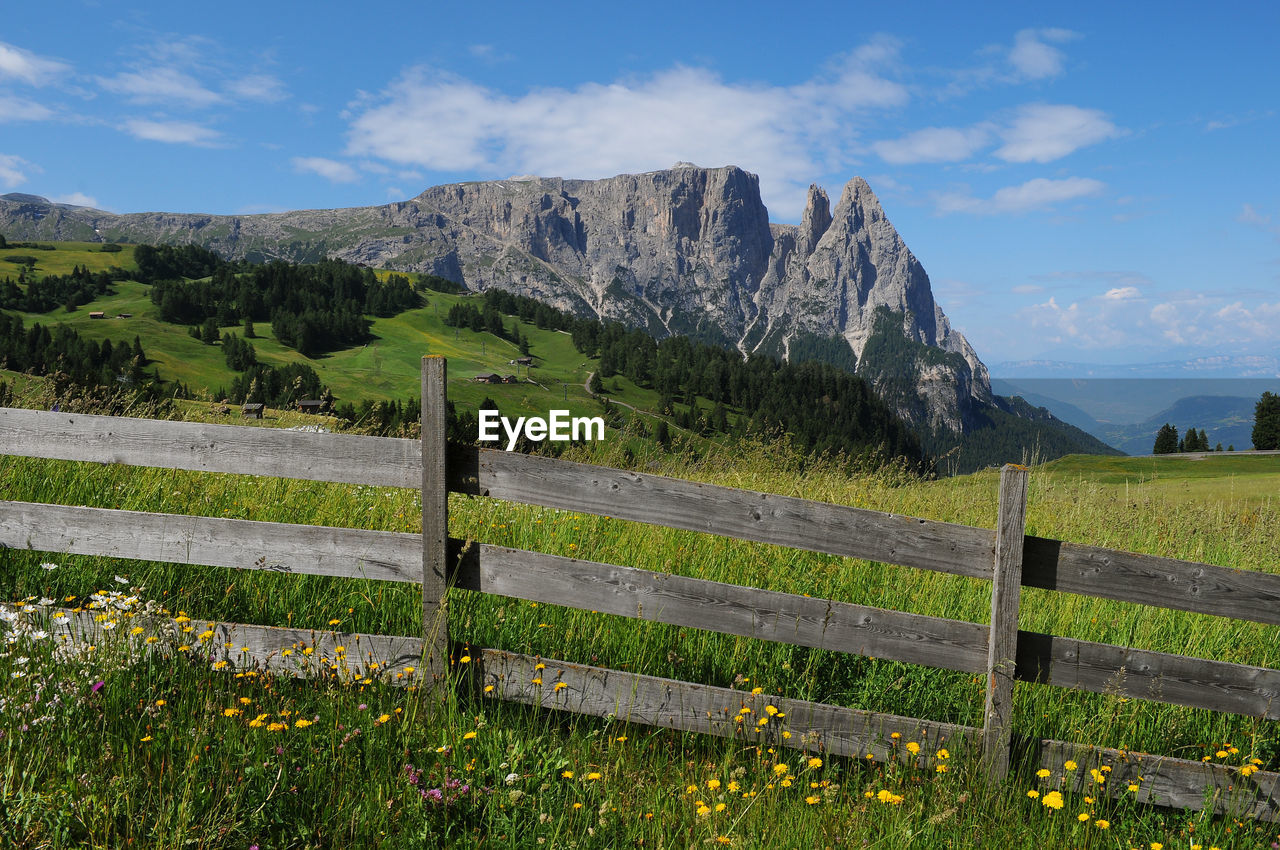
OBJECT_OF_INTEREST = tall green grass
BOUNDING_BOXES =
[2,431,1279,846]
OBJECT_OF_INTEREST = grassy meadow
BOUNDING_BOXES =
[2,407,1280,847]
[3,242,1280,845]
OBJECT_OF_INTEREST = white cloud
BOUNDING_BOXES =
[344,43,908,219]
[936,176,1105,215]
[224,74,287,103]
[50,192,101,208]
[1102,286,1143,301]
[292,156,359,183]
[1238,203,1280,239]
[872,125,992,164]
[1008,28,1078,80]
[0,153,36,188]
[0,94,55,122]
[0,41,70,86]
[123,119,222,146]
[1018,286,1280,354]
[100,67,225,108]
[995,104,1120,163]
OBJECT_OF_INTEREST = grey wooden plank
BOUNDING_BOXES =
[0,407,419,487]
[1038,738,1280,822]
[478,648,976,762]
[1016,631,1280,719]
[448,445,996,580]
[421,356,449,689]
[453,543,989,673]
[0,500,421,583]
[1023,536,1280,626]
[982,464,1028,778]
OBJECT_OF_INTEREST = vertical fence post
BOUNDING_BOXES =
[421,356,449,695]
[981,463,1029,779]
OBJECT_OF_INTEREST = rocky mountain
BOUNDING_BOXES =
[1,167,995,434]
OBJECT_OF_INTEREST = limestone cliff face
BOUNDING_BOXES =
[0,168,992,432]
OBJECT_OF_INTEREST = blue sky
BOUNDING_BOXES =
[2,1,1278,367]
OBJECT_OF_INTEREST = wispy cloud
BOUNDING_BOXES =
[292,156,359,183]
[1007,28,1078,80]
[122,119,222,146]
[224,73,288,103]
[994,104,1120,163]
[872,125,992,164]
[0,94,55,123]
[936,176,1105,215]
[99,67,225,108]
[50,191,101,208]
[0,153,37,188]
[0,41,70,86]
[344,41,908,219]
[1239,203,1280,240]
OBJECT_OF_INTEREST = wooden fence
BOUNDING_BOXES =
[2,355,1279,821]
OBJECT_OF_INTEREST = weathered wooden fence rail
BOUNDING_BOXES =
[2,355,1279,822]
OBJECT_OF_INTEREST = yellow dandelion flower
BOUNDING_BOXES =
[328,618,340,625]
[1127,783,1140,793]
[685,784,697,794]
[463,731,477,740]
[782,731,792,739]
[1077,812,1089,822]
[155,699,166,707]
[294,718,312,728]
[130,626,145,636]
[714,802,727,812]
[212,660,229,670]
[1036,768,1051,778]
[303,647,314,656]
[707,779,721,790]
[141,735,153,742]
[587,772,601,781]
[715,837,731,846]
[890,731,901,739]
[222,707,240,717]
[531,677,542,685]
[1063,760,1077,771]
[563,771,574,779]
[936,749,949,760]
[1215,750,1228,759]
[239,697,252,705]
[1094,819,1110,829]
[935,764,948,773]
[765,705,779,716]
[572,802,583,809]
[1041,790,1064,810]
[807,757,822,769]
[780,778,792,787]
[1090,768,1106,783]
[553,682,568,691]
[535,662,546,670]
[905,742,920,755]
[1151,844,1163,850]
[484,684,495,693]
[177,645,191,652]
[616,736,627,742]
[145,636,158,644]
[727,781,740,792]
[459,655,471,664]
[1027,789,1040,799]
[751,687,763,694]
[773,763,789,776]
[805,795,820,805]
[377,713,391,723]
[267,722,286,732]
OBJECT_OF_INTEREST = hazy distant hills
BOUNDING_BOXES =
[993,377,1279,453]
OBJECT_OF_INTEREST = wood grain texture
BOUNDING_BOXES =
[1023,536,1280,626]
[982,465,1028,778]
[0,407,419,487]
[0,500,421,583]
[421,356,449,687]
[1017,631,1280,719]
[1037,738,1280,822]
[452,543,989,673]
[448,444,996,579]
[478,648,976,763]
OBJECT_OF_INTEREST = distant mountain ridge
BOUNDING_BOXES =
[1,166,1114,467]
[995,355,1280,379]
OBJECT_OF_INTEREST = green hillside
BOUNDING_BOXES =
[1040,451,1280,506]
